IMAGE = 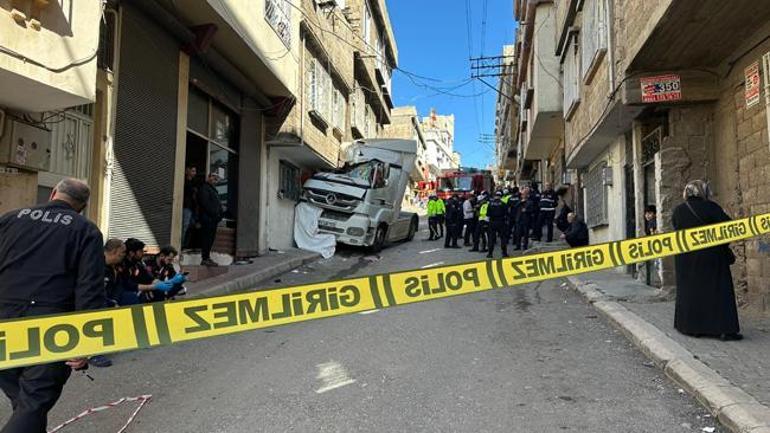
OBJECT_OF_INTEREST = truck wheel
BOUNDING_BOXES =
[406,217,418,241]
[371,226,386,253]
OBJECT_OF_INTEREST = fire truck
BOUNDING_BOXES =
[436,168,495,200]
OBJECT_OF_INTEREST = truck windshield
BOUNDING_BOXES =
[439,176,472,191]
[341,162,378,187]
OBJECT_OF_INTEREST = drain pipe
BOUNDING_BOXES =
[606,0,616,94]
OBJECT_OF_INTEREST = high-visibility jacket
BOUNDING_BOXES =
[479,202,489,221]
[501,195,511,204]
[436,199,446,215]
[427,199,438,217]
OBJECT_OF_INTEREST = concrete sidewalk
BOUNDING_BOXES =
[568,269,770,433]
[183,248,320,298]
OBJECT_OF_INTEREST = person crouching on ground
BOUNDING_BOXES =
[118,238,175,304]
[145,245,187,299]
[561,212,589,247]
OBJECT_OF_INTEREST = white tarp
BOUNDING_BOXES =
[294,202,336,259]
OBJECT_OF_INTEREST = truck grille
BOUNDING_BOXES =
[306,189,360,211]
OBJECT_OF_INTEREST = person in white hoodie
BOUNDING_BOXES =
[462,193,476,246]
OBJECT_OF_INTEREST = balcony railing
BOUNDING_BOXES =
[265,0,292,48]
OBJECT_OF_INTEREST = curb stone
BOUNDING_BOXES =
[192,253,321,298]
[566,275,770,433]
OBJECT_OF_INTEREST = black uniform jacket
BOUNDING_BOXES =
[0,200,105,317]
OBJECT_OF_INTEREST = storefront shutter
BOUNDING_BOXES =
[109,4,179,247]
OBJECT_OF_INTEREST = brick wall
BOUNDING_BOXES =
[712,36,770,311]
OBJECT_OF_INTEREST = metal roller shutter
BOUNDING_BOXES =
[109,4,179,247]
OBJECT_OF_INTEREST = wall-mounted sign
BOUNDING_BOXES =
[640,74,682,103]
[745,61,761,109]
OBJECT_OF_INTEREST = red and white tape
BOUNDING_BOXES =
[48,395,152,433]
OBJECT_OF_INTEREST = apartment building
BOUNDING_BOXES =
[511,0,566,190]
[0,0,399,264]
[0,1,102,219]
[422,109,458,177]
[503,0,770,309]
[494,44,518,184]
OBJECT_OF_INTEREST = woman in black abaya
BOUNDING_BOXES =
[671,180,741,341]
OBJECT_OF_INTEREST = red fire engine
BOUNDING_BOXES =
[436,168,495,200]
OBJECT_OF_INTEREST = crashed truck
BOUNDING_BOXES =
[301,139,419,252]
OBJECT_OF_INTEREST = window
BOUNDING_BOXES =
[580,0,607,84]
[364,104,372,137]
[363,1,372,46]
[279,161,300,201]
[562,34,580,120]
[331,88,345,132]
[307,57,333,124]
[584,161,608,227]
[265,0,292,48]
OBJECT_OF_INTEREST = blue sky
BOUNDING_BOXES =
[388,0,516,168]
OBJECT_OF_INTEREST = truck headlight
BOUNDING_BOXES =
[347,227,365,236]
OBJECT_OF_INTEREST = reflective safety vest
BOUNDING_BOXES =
[427,200,438,217]
[479,203,489,221]
[501,195,511,204]
[436,199,446,215]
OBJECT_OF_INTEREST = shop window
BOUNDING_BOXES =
[279,161,301,201]
[580,0,607,84]
[584,161,608,227]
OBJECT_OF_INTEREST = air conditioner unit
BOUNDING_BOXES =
[0,117,51,172]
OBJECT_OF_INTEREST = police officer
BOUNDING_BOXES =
[535,182,559,242]
[427,195,439,240]
[486,191,509,258]
[529,183,542,241]
[506,186,521,245]
[435,196,446,238]
[444,195,463,248]
[514,187,537,251]
[0,178,105,433]
[470,192,489,252]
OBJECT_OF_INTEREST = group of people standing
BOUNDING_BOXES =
[425,183,583,258]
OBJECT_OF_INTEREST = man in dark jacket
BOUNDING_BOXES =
[182,166,198,248]
[514,187,536,251]
[0,179,105,433]
[444,195,463,248]
[486,191,509,258]
[562,212,589,247]
[555,198,573,233]
[506,187,521,245]
[535,183,558,242]
[197,173,223,266]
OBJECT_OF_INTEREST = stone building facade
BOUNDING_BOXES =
[503,0,770,311]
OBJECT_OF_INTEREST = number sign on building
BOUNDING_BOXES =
[640,74,682,103]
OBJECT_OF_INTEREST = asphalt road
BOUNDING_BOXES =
[0,226,724,432]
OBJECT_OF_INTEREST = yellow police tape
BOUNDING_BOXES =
[1,213,769,370]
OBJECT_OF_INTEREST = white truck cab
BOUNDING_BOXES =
[302,139,419,251]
